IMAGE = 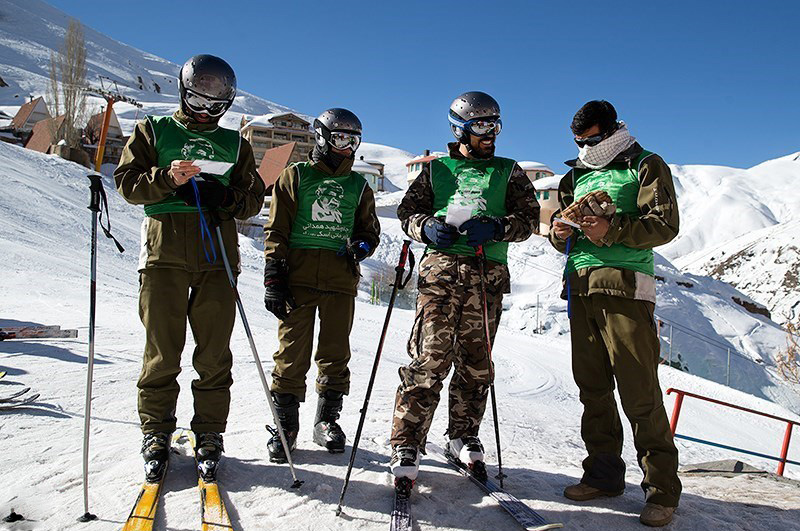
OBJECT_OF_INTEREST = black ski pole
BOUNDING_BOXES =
[476,245,506,488]
[335,240,415,516]
[80,174,124,523]
[213,225,303,488]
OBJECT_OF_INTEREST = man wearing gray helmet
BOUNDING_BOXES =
[114,54,265,482]
[262,108,380,463]
[389,92,539,485]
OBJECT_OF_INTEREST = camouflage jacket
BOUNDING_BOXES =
[398,142,540,247]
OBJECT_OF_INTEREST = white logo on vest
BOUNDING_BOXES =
[452,167,488,214]
[312,180,344,223]
[181,138,216,160]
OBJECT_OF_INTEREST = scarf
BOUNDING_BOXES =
[578,122,636,169]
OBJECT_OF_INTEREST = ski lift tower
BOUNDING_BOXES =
[83,76,142,172]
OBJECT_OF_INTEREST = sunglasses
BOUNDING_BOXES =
[329,131,361,151]
[464,118,502,137]
[183,89,232,117]
[574,133,606,148]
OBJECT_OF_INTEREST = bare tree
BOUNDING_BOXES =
[46,18,88,149]
[778,320,800,385]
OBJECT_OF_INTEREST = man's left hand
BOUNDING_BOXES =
[581,215,610,245]
[459,216,504,247]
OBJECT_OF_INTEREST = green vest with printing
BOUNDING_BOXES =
[289,162,368,251]
[429,156,514,264]
[143,115,240,217]
[567,151,655,275]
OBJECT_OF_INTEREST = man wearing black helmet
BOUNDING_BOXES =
[389,91,539,483]
[114,54,265,482]
[262,108,380,462]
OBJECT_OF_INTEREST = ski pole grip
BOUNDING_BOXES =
[398,240,411,269]
[87,174,103,213]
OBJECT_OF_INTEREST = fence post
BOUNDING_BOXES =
[778,423,794,476]
[536,294,540,334]
[668,325,673,367]
[726,348,731,386]
[668,389,684,436]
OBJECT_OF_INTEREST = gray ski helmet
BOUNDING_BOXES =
[448,91,501,141]
[179,54,236,118]
[313,108,362,149]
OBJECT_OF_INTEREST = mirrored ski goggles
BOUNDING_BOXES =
[183,89,232,117]
[463,118,502,137]
[329,131,361,151]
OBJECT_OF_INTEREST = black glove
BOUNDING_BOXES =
[423,217,459,248]
[175,179,229,209]
[347,240,372,262]
[459,216,504,247]
[264,260,296,320]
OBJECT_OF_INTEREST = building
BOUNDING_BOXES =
[405,150,445,184]
[83,107,127,167]
[353,156,385,192]
[240,112,314,167]
[533,175,562,234]
[518,161,555,182]
[257,142,297,193]
[10,97,51,133]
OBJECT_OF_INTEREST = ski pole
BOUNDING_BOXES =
[476,245,506,488]
[80,174,124,523]
[213,225,303,488]
[335,240,415,516]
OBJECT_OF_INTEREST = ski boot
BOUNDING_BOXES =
[312,390,346,453]
[447,435,487,480]
[267,392,299,463]
[390,444,421,482]
[195,432,224,482]
[141,431,172,482]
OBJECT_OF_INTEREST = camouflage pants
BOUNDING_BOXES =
[391,252,508,448]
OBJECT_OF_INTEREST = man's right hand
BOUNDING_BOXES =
[169,160,201,186]
[264,280,296,320]
[552,220,574,240]
[423,217,460,248]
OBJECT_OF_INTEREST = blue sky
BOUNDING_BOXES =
[49,0,799,171]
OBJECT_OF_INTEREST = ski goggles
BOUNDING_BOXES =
[449,114,502,137]
[329,131,361,151]
[183,89,233,117]
[574,133,606,147]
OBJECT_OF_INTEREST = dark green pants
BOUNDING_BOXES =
[570,293,682,507]
[270,286,354,400]
[137,268,235,434]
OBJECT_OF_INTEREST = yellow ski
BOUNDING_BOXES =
[120,432,179,531]
[184,430,234,530]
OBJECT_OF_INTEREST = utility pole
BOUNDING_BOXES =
[83,77,142,172]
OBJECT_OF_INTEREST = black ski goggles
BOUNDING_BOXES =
[449,113,502,138]
[329,131,361,151]
[183,88,233,117]
[574,123,620,147]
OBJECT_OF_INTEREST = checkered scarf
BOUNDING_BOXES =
[578,122,636,169]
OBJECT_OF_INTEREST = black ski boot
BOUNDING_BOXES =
[312,389,346,453]
[267,392,299,463]
[141,432,171,482]
[195,432,224,482]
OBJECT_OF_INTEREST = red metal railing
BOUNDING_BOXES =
[667,388,800,476]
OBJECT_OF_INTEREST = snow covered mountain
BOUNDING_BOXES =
[0,0,295,131]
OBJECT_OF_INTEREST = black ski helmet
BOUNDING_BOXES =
[313,108,362,152]
[448,91,501,142]
[179,54,236,120]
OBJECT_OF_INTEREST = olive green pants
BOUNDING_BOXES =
[570,293,682,507]
[137,268,235,434]
[270,286,354,400]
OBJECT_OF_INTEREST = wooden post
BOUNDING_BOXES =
[93,99,114,172]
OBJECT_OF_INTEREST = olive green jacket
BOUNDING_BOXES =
[114,110,266,272]
[548,143,679,302]
[264,154,381,296]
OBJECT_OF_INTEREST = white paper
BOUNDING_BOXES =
[192,160,233,175]
[445,204,474,232]
[553,216,581,229]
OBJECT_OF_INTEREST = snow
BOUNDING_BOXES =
[2,141,800,531]
[531,175,562,190]
[517,160,554,173]
[355,142,414,193]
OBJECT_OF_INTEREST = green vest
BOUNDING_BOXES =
[429,156,514,264]
[289,162,368,252]
[567,151,655,275]
[143,115,241,217]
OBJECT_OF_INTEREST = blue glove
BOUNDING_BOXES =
[349,240,371,262]
[423,217,459,248]
[459,216,504,247]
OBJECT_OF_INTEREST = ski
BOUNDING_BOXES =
[0,325,77,340]
[181,431,234,531]
[0,393,40,411]
[120,433,178,531]
[0,371,6,379]
[0,387,30,402]
[427,443,563,531]
[390,477,413,531]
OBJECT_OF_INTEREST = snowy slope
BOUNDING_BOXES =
[356,142,414,193]
[2,141,800,531]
